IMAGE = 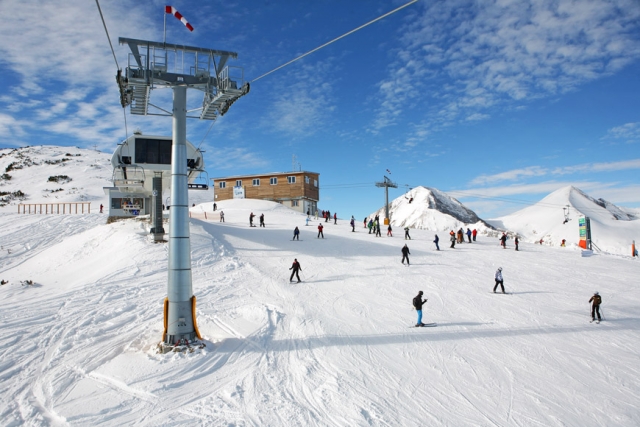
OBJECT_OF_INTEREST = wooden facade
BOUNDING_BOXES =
[212,171,320,214]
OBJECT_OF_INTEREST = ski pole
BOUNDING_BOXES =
[601,308,606,321]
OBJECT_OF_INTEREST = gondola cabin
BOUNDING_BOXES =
[105,133,206,217]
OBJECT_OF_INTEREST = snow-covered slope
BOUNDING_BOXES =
[370,186,493,233]
[489,186,640,255]
[0,145,214,212]
[2,195,640,426]
[0,146,112,210]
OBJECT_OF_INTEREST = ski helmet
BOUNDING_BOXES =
[594,291,599,295]
[498,267,502,271]
[418,291,423,295]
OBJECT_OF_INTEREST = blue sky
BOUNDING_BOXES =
[1,0,639,220]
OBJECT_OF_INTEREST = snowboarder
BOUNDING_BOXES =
[220,210,225,222]
[317,223,324,239]
[334,212,337,224]
[350,216,355,232]
[99,204,103,213]
[412,291,427,327]
[449,231,456,249]
[589,292,602,322]
[401,244,410,265]
[466,228,472,243]
[249,212,255,227]
[515,236,519,251]
[289,258,302,282]
[259,213,265,227]
[404,227,411,240]
[387,224,393,237]
[493,267,505,293]
[472,228,477,241]
[293,226,300,240]
[433,234,440,251]
[500,233,507,249]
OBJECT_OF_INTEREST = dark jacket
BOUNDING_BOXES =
[413,295,426,310]
[401,245,410,255]
[290,261,301,272]
[589,295,602,306]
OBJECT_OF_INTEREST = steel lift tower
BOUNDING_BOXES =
[376,175,397,224]
[117,37,249,350]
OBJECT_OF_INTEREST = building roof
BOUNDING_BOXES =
[211,171,320,180]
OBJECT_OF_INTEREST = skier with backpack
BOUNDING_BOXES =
[589,292,602,323]
[412,291,427,327]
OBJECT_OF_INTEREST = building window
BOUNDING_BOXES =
[287,176,296,184]
[219,181,226,189]
[314,179,318,187]
[235,180,242,187]
[305,176,310,184]
[270,177,278,185]
[291,200,299,207]
[252,178,260,186]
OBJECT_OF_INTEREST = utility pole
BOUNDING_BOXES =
[375,175,397,223]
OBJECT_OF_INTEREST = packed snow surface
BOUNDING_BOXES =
[2,197,640,426]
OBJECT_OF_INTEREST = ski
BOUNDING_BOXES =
[410,323,437,328]
[489,292,511,295]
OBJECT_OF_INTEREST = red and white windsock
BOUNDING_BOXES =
[165,6,194,32]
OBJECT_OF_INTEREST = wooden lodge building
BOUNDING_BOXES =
[212,171,320,214]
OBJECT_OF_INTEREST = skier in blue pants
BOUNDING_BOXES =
[433,234,440,250]
[413,291,427,326]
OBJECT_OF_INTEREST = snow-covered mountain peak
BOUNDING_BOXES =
[370,186,492,232]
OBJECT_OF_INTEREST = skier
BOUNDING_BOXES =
[401,244,410,265]
[363,217,367,228]
[350,216,355,232]
[334,212,337,225]
[472,228,477,241]
[412,291,427,327]
[249,212,255,227]
[375,221,382,237]
[561,239,566,247]
[99,204,103,213]
[387,224,393,237]
[515,236,519,251]
[466,228,472,243]
[500,232,507,249]
[259,213,265,227]
[213,203,217,211]
[293,226,300,240]
[325,210,330,223]
[289,258,302,282]
[404,227,411,240]
[433,234,440,251]
[220,210,225,222]
[449,230,456,249]
[368,219,374,234]
[317,223,324,239]
[589,292,602,322]
[457,228,464,244]
[305,216,310,226]
[493,267,505,293]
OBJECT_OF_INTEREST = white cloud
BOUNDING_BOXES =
[603,122,640,143]
[471,159,640,185]
[371,0,640,133]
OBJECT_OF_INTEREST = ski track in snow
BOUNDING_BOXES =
[1,202,640,426]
